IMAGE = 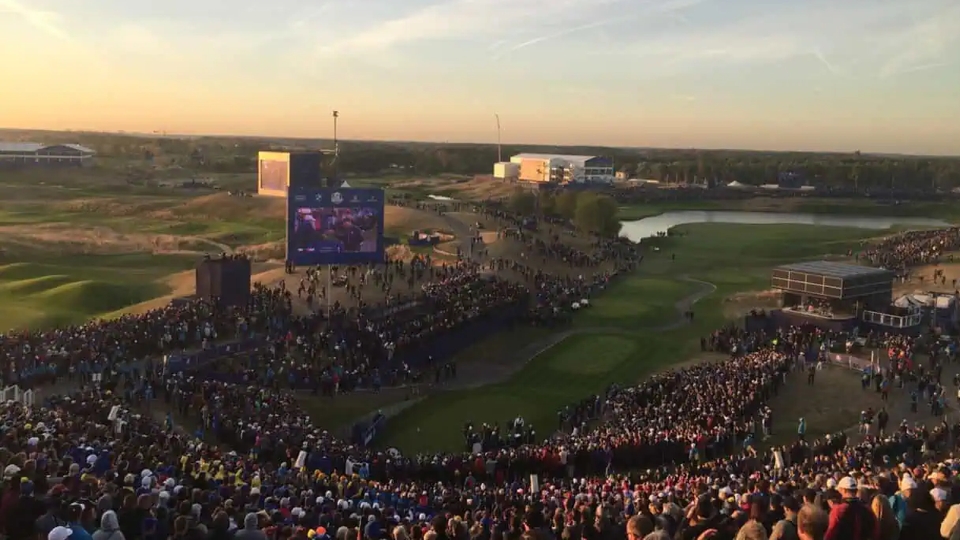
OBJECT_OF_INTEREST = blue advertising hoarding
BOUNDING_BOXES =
[287,188,385,265]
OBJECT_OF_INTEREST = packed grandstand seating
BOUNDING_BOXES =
[5,224,960,540]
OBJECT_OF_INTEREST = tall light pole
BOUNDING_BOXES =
[325,110,341,319]
[332,110,339,183]
[495,114,502,162]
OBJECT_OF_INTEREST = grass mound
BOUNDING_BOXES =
[0,262,48,281]
[31,280,158,315]
[0,275,74,295]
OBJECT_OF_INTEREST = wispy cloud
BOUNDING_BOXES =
[493,19,612,59]
[877,5,960,78]
[0,0,71,41]
[606,0,959,80]
[812,48,842,76]
[312,0,697,58]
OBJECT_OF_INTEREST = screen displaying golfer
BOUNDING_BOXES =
[292,206,379,254]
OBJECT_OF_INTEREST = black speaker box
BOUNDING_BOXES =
[195,257,252,307]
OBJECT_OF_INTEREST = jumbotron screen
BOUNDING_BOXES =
[286,188,385,265]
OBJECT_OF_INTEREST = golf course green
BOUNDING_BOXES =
[374,222,886,453]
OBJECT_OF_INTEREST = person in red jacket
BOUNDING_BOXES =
[824,477,879,540]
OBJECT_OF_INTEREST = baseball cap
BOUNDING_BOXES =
[838,477,857,490]
[900,476,918,491]
[48,526,73,540]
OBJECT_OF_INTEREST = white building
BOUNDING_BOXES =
[0,142,96,167]
[493,161,519,180]
[509,153,614,184]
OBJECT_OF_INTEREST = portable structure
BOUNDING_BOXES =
[509,153,614,184]
[0,142,95,166]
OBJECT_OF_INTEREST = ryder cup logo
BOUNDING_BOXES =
[331,192,343,204]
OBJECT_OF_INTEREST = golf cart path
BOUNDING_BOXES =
[449,276,717,391]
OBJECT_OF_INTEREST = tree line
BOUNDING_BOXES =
[508,189,621,237]
[28,130,960,190]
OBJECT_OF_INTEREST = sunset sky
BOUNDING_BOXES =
[1,0,958,155]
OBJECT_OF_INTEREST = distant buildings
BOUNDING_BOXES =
[0,143,96,167]
[495,153,615,184]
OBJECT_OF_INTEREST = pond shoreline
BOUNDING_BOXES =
[618,197,960,222]
[620,209,949,243]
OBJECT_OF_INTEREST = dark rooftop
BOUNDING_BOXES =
[773,260,894,279]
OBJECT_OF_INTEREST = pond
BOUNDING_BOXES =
[619,210,949,243]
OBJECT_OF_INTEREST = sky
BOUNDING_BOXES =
[1,0,959,155]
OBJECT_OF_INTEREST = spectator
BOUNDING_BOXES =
[899,490,940,539]
[867,496,898,540]
[824,477,877,540]
[797,506,828,540]
[92,511,124,540]
[770,496,800,540]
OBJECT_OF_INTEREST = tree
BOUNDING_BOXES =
[555,191,579,219]
[574,193,621,237]
[507,189,537,215]
[539,191,556,216]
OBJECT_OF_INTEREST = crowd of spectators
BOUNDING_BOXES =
[6,314,960,540]
[9,217,960,540]
[859,228,960,275]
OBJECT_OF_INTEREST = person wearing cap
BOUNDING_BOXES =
[49,525,74,540]
[887,475,915,528]
[900,488,941,540]
[6,479,45,540]
[65,502,94,540]
[823,477,878,540]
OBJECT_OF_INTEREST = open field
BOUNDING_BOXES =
[360,223,893,453]
[0,166,479,328]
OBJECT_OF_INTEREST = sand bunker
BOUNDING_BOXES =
[480,231,499,244]
[443,176,517,200]
[384,206,451,233]
[0,224,229,255]
[237,241,285,261]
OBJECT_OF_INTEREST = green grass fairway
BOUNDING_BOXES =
[372,222,888,452]
[574,276,701,329]
[0,255,197,330]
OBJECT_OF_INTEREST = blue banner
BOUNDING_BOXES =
[287,188,385,266]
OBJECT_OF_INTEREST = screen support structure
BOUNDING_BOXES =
[327,109,338,319]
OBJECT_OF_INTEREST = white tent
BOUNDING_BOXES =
[727,181,746,188]
[894,294,929,308]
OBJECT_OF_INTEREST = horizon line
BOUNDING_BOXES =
[0,125,958,160]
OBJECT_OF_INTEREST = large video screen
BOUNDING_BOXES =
[287,188,385,265]
[260,159,288,192]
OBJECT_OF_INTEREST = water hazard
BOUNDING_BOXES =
[619,210,949,243]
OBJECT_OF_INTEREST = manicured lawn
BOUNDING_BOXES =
[375,222,888,453]
[574,276,701,330]
[0,254,197,330]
